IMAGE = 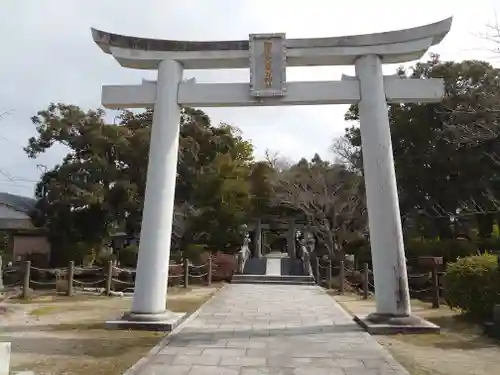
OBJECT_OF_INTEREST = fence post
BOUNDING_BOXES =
[327,259,332,288]
[67,261,74,297]
[207,257,212,285]
[105,260,113,296]
[363,262,369,300]
[431,261,440,309]
[339,260,345,294]
[315,257,320,284]
[22,261,31,299]
[184,258,189,288]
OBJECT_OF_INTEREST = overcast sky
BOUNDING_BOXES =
[0,0,498,197]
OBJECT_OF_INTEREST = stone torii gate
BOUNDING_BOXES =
[247,219,304,259]
[92,17,452,330]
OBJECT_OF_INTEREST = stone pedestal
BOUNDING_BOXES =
[106,310,187,331]
[354,313,440,335]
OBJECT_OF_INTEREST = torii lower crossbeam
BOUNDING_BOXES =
[102,77,444,108]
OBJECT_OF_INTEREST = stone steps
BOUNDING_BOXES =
[281,258,306,276]
[243,258,267,275]
[232,274,316,285]
[236,254,315,285]
[232,279,316,286]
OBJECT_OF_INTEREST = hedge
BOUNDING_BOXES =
[443,253,500,320]
[345,238,482,264]
[405,239,479,264]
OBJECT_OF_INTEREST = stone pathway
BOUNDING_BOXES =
[132,284,409,375]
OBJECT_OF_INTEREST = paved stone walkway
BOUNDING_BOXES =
[131,284,409,375]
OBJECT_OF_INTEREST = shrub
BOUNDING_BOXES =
[343,238,370,263]
[343,238,479,267]
[184,244,207,263]
[342,237,479,268]
[405,238,478,264]
[95,247,114,266]
[204,251,236,282]
[476,237,500,253]
[443,253,500,320]
[118,245,139,268]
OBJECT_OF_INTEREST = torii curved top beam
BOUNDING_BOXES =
[91,17,452,69]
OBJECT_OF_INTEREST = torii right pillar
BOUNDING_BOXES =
[354,55,438,332]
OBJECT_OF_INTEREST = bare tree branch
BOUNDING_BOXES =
[271,164,366,256]
[329,136,362,172]
[264,149,293,172]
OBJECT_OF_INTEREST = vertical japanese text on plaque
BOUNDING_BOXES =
[264,41,273,88]
[249,33,286,97]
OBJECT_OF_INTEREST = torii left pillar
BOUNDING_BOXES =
[111,59,187,328]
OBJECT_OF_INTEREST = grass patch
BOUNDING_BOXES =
[12,332,162,375]
[334,292,499,350]
[329,291,500,375]
[387,302,497,350]
[27,285,216,319]
[384,346,444,375]
[9,293,108,305]
[390,316,498,350]
[9,285,220,375]
[35,322,108,332]
[167,283,225,295]
[29,305,60,317]
[167,296,212,314]
[29,301,99,317]
[22,284,218,319]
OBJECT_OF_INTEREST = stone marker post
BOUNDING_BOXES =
[0,256,4,292]
[0,342,10,375]
[22,261,31,299]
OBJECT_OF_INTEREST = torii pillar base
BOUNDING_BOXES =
[354,313,440,335]
[105,310,187,332]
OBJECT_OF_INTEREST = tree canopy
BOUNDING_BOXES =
[270,153,366,256]
[25,55,500,266]
[24,101,367,264]
[340,55,500,240]
[25,104,255,264]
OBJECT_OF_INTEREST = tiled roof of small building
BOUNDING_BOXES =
[0,193,36,213]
